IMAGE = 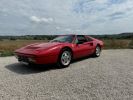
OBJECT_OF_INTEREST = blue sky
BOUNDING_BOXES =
[0,0,133,35]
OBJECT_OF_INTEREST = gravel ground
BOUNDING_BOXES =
[0,49,133,100]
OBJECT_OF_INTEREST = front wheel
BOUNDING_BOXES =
[93,45,101,57]
[57,49,72,68]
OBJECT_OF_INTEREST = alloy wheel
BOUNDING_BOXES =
[61,51,71,66]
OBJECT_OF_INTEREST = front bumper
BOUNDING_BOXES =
[15,53,36,64]
[15,53,58,65]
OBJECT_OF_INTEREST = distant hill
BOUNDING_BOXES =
[119,33,133,37]
[0,33,133,40]
[90,33,133,39]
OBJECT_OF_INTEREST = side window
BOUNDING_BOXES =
[86,36,93,42]
[76,35,87,44]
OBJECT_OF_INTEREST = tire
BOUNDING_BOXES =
[57,49,72,68]
[93,45,101,57]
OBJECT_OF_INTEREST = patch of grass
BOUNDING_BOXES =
[103,39,131,49]
[0,51,14,57]
[0,39,132,57]
[129,39,133,49]
[0,40,46,57]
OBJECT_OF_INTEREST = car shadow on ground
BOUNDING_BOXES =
[5,63,62,75]
[5,56,96,75]
[72,56,96,64]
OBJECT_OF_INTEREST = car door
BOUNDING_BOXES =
[73,35,93,59]
[85,36,94,54]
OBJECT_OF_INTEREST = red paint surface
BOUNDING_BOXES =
[15,35,103,64]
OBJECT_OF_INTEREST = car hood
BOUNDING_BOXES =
[25,42,61,50]
[15,42,62,55]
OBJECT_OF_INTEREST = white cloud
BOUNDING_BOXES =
[30,16,41,23]
[65,28,71,32]
[95,0,107,4]
[30,16,53,23]
[75,29,80,32]
[41,17,53,23]
[0,0,133,35]
[56,26,61,30]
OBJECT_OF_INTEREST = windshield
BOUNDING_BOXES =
[51,35,75,43]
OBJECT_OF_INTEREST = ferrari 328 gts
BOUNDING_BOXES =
[15,35,104,67]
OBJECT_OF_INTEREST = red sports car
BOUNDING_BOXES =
[15,35,103,67]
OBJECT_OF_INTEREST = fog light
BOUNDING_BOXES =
[28,58,36,63]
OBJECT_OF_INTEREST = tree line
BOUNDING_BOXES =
[0,33,133,41]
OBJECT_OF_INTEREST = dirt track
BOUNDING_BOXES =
[0,49,133,100]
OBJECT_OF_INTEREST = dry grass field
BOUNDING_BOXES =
[0,40,46,56]
[0,39,132,56]
[103,39,131,49]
